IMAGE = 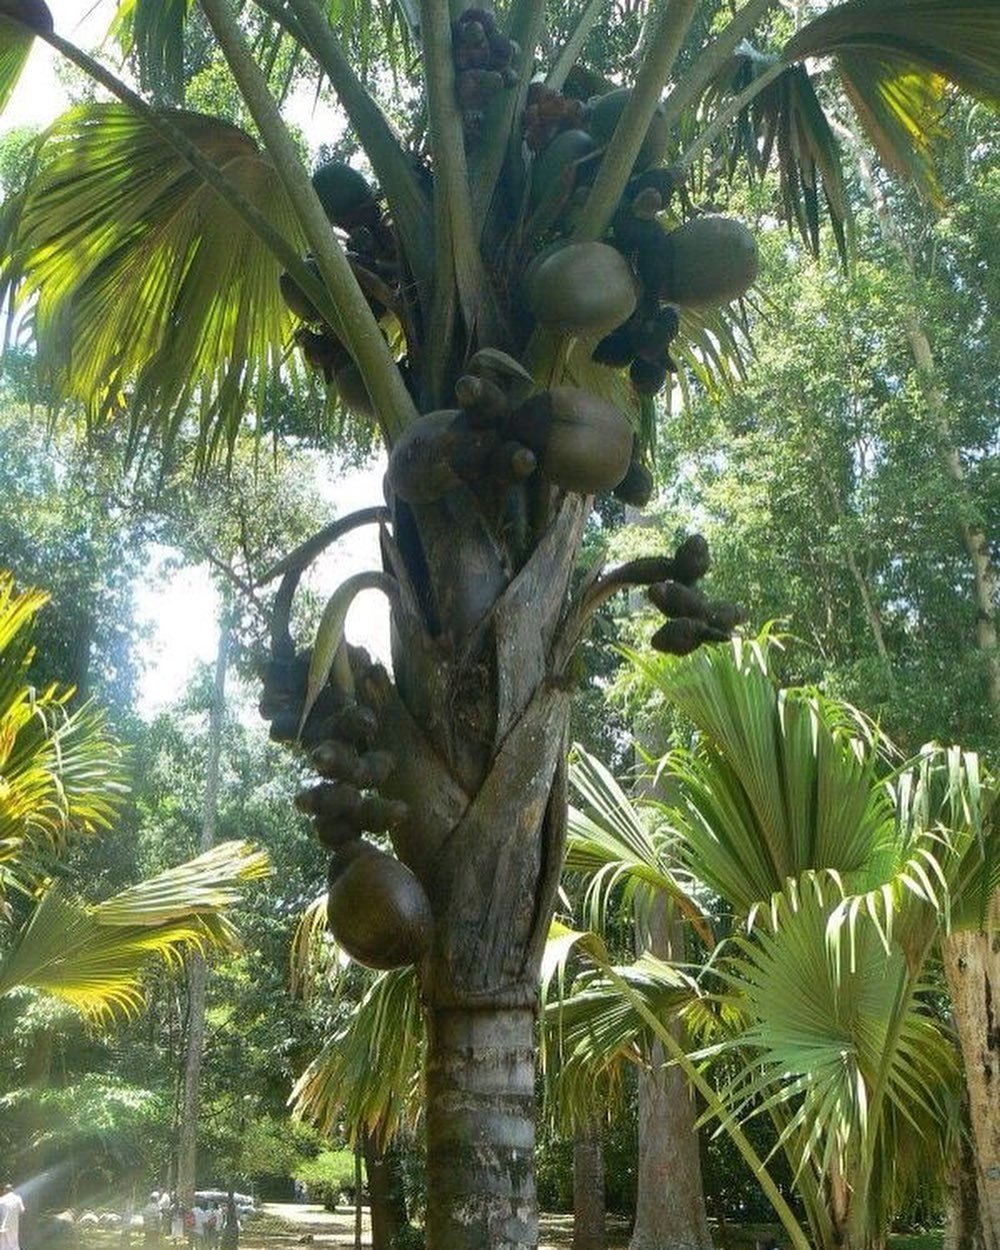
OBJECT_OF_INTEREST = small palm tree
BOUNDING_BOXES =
[558,637,998,1250]
[0,571,270,1021]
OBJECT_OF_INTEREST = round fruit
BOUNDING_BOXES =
[385,410,463,503]
[334,362,374,419]
[614,457,654,506]
[327,842,432,970]
[641,215,759,310]
[279,256,324,322]
[311,161,376,228]
[508,387,633,494]
[587,88,669,173]
[528,241,638,337]
[530,128,598,207]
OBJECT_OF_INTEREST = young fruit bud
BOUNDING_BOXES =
[647,579,707,620]
[650,617,729,656]
[672,534,711,585]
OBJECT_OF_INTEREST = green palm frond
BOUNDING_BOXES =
[706,50,849,260]
[290,966,424,1145]
[715,892,959,1195]
[627,641,897,914]
[826,743,1000,966]
[110,0,192,104]
[0,840,270,1020]
[0,574,127,893]
[0,15,37,112]
[566,745,711,942]
[785,1,1000,202]
[0,104,304,465]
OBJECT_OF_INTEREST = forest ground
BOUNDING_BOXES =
[70,1203,944,1250]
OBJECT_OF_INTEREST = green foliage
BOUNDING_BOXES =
[295,1148,358,1207]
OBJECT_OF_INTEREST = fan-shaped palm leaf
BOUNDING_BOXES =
[785,0,1000,202]
[710,887,959,1245]
[627,641,897,914]
[0,840,270,1020]
[0,574,126,893]
[566,745,710,942]
[0,104,304,465]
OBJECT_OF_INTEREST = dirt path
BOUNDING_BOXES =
[257,1202,584,1249]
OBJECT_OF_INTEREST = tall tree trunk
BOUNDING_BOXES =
[363,1130,410,1250]
[573,1122,606,1250]
[942,897,1000,1250]
[629,897,712,1250]
[177,620,230,1211]
[339,492,589,1250]
[944,1090,986,1250]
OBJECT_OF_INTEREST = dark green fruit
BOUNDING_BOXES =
[326,842,432,970]
[587,88,669,173]
[639,215,759,310]
[673,534,710,585]
[311,161,377,228]
[629,354,669,396]
[1,0,53,32]
[386,410,464,503]
[592,323,636,368]
[650,617,728,656]
[647,579,707,619]
[614,458,654,506]
[280,256,324,322]
[530,128,598,207]
[508,387,633,494]
[334,363,374,419]
[528,241,638,337]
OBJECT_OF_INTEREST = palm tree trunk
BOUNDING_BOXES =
[177,619,230,1210]
[362,1130,409,1250]
[349,493,588,1250]
[573,1122,606,1250]
[425,1005,537,1249]
[942,897,1000,1250]
[629,898,712,1250]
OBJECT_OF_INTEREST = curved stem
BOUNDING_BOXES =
[571,0,699,244]
[601,963,813,1250]
[419,0,489,395]
[261,505,391,582]
[545,0,607,93]
[280,0,435,299]
[200,0,418,442]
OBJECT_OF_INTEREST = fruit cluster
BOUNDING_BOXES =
[260,648,431,970]
[644,534,745,655]
[452,7,519,140]
[523,86,758,398]
[279,160,399,413]
[523,81,587,154]
[386,347,640,507]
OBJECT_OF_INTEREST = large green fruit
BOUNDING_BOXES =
[327,842,433,970]
[528,241,638,337]
[311,160,376,228]
[530,128,598,208]
[587,88,668,173]
[640,215,758,309]
[508,387,632,494]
